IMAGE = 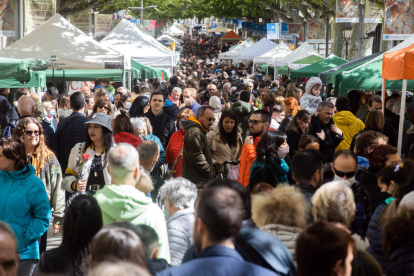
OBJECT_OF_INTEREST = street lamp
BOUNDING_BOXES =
[128,1,157,24]
[342,22,353,60]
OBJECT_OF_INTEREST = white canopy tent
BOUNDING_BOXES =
[157,34,183,45]
[175,24,188,33]
[101,19,176,77]
[253,42,292,64]
[238,38,277,61]
[165,25,184,36]
[218,38,255,63]
[273,42,322,68]
[0,14,131,71]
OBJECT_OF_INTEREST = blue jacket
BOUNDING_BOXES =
[180,101,201,118]
[0,164,51,260]
[163,100,179,122]
[157,245,279,276]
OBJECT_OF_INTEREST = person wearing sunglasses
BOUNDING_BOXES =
[90,99,113,118]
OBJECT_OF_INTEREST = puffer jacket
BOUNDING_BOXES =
[238,137,261,187]
[181,117,213,187]
[0,164,51,260]
[249,158,289,190]
[300,93,321,116]
[366,202,387,244]
[165,130,185,177]
[260,224,302,261]
[230,101,254,141]
[167,208,195,266]
[332,111,365,151]
[206,126,242,175]
[94,184,170,263]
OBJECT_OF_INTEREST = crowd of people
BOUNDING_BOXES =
[0,29,414,276]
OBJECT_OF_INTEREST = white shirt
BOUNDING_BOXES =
[270,119,280,130]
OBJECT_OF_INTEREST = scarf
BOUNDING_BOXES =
[250,158,289,184]
[188,116,209,132]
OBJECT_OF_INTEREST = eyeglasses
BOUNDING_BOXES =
[334,168,357,179]
[25,130,39,137]
[248,119,266,125]
[247,86,253,88]
[98,106,109,110]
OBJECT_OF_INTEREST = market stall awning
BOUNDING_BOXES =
[45,69,135,82]
[274,42,322,67]
[277,55,325,75]
[290,55,348,79]
[220,30,241,39]
[131,59,167,80]
[207,27,232,33]
[238,38,277,61]
[253,42,292,64]
[0,71,46,88]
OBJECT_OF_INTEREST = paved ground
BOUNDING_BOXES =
[46,218,62,250]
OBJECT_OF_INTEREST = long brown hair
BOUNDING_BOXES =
[12,117,50,176]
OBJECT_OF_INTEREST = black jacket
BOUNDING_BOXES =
[366,202,386,244]
[366,226,391,275]
[278,115,293,133]
[41,120,59,155]
[34,247,78,276]
[308,116,343,163]
[389,241,414,276]
[296,183,316,207]
[286,129,303,158]
[145,110,175,149]
[360,168,383,213]
[56,112,89,171]
[0,93,13,137]
[147,258,170,276]
[163,102,180,122]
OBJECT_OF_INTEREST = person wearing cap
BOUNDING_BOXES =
[63,113,114,195]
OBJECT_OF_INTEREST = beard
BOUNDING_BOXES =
[250,125,264,138]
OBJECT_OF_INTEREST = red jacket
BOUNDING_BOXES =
[165,129,185,177]
[238,137,261,187]
[114,132,142,148]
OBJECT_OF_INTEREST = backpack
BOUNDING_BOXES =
[352,181,372,237]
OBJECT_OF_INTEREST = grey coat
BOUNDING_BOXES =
[167,208,195,266]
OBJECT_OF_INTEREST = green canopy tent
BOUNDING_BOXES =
[0,71,46,88]
[290,56,348,79]
[45,69,133,82]
[131,59,167,80]
[277,55,325,75]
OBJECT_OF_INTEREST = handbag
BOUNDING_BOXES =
[164,138,184,180]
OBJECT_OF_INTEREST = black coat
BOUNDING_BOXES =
[366,202,386,244]
[145,110,175,149]
[147,258,170,276]
[0,93,13,137]
[34,247,78,276]
[360,168,383,213]
[366,226,391,275]
[404,132,414,158]
[286,129,303,158]
[389,241,414,276]
[278,115,293,133]
[55,112,90,172]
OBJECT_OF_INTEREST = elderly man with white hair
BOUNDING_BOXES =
[169,87,182,108]
[160,177,197,266]
[94,143,171,263]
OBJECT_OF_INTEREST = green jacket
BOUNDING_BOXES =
[230,101,254,141]
[94,184,170,263]
[181,117,213,188]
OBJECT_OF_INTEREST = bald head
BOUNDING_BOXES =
[17,95,35,116]
[81,86,91,95]
[107,143,140,185]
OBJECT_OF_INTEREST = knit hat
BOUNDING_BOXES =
[305,77,322,94]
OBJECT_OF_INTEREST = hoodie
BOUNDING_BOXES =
[94,184,170,263]
[181,117,213,187]
[333,111,365,151]
[0,164,51,260]
[163,100,179,121]
[230,101,254,141]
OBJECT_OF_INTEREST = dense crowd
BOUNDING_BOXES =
[0,29,414,276]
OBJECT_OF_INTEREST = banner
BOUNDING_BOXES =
[144,20,156,37]
[0,0,16,37]
[242,22,247,31]
[364,0,383,23]
[252,23,260,36]
[155,20,164,30]
[336,0,359,22]
[24,0,56,35]
[112,19,121,30]
[238,20,243,29]
[282,23,301,40]
[259,24,267,37]
[306,18,326,43]
[70,81,95,93]
[267,23,279,39]
[246,22,252,33]
[68,10,90,34]
[384,0,414,40]
[94,14,112,37]
[281,22,289,39]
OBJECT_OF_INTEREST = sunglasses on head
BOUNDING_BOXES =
[25,130,39,137]
[334,168,357,178]
[248,119,266,125]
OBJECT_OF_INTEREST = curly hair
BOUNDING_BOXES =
[368,145,397,171]
[93,99,113,116]
[12,117,50,176]
[261,91,277,106]
[252,185,309,228]
[284,97,300,116]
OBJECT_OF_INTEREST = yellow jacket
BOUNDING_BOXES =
[333,111,365,151]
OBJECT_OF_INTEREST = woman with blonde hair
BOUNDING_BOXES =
[58,95,72,121]
[252,185,309,260]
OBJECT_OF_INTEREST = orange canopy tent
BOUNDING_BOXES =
[219,30,242,50]
[382,44,414,155]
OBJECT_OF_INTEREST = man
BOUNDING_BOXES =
[181,106,214,187]
[238,110,270,187]
[253,69,263,82]
[245,82,254,94]
[117,86,128,95]
[202,83,217,103]
[94,143,170,263]
[17,96,58,154]
[56,92,89,171]
[332,97,365,151]
[253,83,267,98]
[113,92,123,108]
[0,88,16,137]
[170,87,182,108]
[80,85,91,95]
[230,91,254,141]
[94,87,116,111]
[84,94,94,117]
[137,140,160,174]
[94,79,114,102]
[291,149,324,207]
[180,88,201,118]
[144,92,175,149]
[308,101,344,163]
[158,185,278,276]
[0,222,20,276]
[332,150,371,237]
[103,78,115,95]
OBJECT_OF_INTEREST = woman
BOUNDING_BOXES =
[160,178,198,266]
[35,194,103,276]
[285,110,311,158]
[112,110,142,149]
[129,96,150,118]
[12,118,65,247]
[207,110,242,176]
[298,135,320,151]
[209,95,222,128]
[63,113,114,195]
[248,131,289,190]
[262,92,277,113]
[58,95,72,121]
[252,186,309,261]
[278,97,300,133]
[270,105,285,130]
[165,109,194,177]
[350,110,385,152]
[0,138,51,274]
[116,94,132,112]
[90,99,113,118]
